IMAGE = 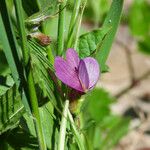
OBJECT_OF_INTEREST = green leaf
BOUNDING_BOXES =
[0,75,15,88]
[0,50,10,76]
[0,86,9,96]
[77,27,111,58]
[29,40,56,106]
[0,84,25,134]
[87,0,110,25]
[138,37,150,55]
[36,0,57,9]
[22,0,39,16]
[0,1,31,112]
[21,102,55,149]
[129,0,150,37]
[85,88,114,122]
[0,126,38,150]
[25,1,58,28]
[39,102,55,149]
[99,116,130,150]
[0,13,20,84]
[96,0,124,72]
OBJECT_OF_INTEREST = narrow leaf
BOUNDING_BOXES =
[96,0,124,72]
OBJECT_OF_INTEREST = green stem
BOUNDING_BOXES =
[57,0,67,55]
[74,0,87,50]
[67,0,81,48]
[14,1,46,149]
[58,100,69,150]
[28,70,47,150]
[36,0,42,9]
[68,110,85,150]
[14,0,29,66]
[47,45,54,65]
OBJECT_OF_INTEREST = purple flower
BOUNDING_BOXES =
[54,48,100,92]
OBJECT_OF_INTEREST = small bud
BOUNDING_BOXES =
[29,32,51,46]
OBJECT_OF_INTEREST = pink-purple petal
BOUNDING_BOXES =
[66,48,79,69]
[82,57,100,89]
[54,57,83,92]
[78,60,89,91]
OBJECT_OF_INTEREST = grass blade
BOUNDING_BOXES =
[96,0,124,72]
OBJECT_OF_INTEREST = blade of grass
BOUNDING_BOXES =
[14,0,46,149]
[0,15,20,84]
[96,0,124,72]
[66,0,81,49]
[57,0,67,55]
[0,1,30,112]
[74,0,87,50]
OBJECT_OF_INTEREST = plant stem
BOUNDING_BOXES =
[14,1,46,149]
[68,110,85,150]
[67,0,81,48]
[57,0,67,55]
[47,45,54,64]
[58,100,69,150]
[28,70,47,150]
[74,0,87,50]
[14,0,29,66]
[36,0,42,9]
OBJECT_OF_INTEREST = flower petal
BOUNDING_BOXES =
[82,57,100,89]
[78,60,89,91]
[66,48,79,69]
[54,57,83,92]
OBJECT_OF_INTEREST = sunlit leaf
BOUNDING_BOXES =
[77,27,110,58]
[99,116,129,149]
[85,88,114,122]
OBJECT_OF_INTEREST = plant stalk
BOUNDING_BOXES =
[58,100,69,150]
[47,45,54,64]
[14,0,47,149]
[27,70,47,150]
[57,0,67,55]
[14,0,29,66]
[74,0,87,50]
[67,0,81,48]
[68,110,85,150]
